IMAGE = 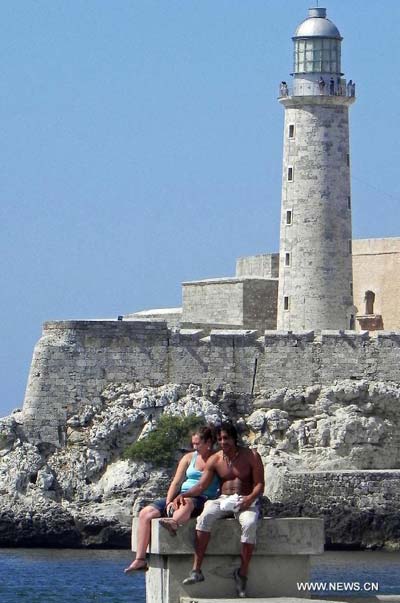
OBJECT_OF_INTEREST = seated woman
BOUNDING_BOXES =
[124,424,219,573]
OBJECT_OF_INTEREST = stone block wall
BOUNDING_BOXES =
[353,238,400,331]
[236,253,279,278]
[278,470,400,547]
[282,470,400,509]
[182,278,244,327]
[243,279,278,331]
[22,320,168,444]
[22,322,400,445]
[182,277,278,332]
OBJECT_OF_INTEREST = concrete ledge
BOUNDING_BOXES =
[279,95,355,108]
[321,330,369,341]
[210,330,259,343]
[180,599,354,603]
[42,319,168,332]
[134,517,324,602]
[147,518,324,556]
[181,599,400,603]
[170,329,205,343]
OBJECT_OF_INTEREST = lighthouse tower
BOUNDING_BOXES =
[277,7,355,331]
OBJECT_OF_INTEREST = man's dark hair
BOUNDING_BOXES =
[216,422,238,445]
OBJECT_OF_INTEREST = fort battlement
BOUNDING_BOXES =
[21,319,400,445]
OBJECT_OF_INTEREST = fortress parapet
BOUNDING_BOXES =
[21,320,400,446]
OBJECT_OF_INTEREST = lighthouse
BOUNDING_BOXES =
[277,7,355,331]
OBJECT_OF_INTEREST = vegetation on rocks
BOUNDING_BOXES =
[123,414,205,466]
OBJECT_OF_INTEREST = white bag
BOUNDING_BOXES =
[220,494,242,512]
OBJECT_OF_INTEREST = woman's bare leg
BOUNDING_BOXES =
[124,506,160,572]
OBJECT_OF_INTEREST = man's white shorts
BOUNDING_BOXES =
[195,495,260,544]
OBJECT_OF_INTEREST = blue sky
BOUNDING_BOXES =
[1,1,400,418]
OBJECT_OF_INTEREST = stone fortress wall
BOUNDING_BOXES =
[22,318,400,446]
[283,470,400,510]
[352,238,400,330]
[181,239,400,334]
[276,469,400,548]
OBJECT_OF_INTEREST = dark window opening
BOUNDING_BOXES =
[365,290,375,315]
[284,296,289,310]
[348,239,352,254]
[286,210,292,225]
[285,252,291,266]
[347,196,351,209]
[289,124,295,138]
[287,167,293,181]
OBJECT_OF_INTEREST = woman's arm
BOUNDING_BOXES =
[165,452,192,507]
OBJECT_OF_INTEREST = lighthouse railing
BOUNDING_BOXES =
[278,79,356,99]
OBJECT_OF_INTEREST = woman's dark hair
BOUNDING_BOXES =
[198,424,216,445]
[216,422,238,445]
[189,424,216,447]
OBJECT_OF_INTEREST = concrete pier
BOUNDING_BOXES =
[132,517,324,602]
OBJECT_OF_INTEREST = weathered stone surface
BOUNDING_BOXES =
[20,321,400,447]
[0,495,81,547]
[2,379,400,547]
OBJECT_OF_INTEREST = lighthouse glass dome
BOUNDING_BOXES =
[294,38,340,74]
[293,8,342,75]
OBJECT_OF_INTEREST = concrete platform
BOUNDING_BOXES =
[180,598,400,603]
[181,599,340,603]
[141,517,324,556]
[132,517,324,602]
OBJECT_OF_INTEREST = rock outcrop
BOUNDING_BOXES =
[2,379,400,548]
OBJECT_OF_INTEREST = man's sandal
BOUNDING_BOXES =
[233,568,247,597]
[182,570,204,585]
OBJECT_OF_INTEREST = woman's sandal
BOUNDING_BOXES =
[159,518,178,536]
[124,558,149,574]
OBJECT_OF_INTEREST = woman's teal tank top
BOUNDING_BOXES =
[180,451,219,498]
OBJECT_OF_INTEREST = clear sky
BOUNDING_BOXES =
[1,1,400,418]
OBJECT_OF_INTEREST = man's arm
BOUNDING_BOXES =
[239,450,265,510]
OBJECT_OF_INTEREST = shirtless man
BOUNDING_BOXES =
[174,422,264,598]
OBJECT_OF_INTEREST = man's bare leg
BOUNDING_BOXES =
[193,530,211,570]
[239,542,254,576]
[182,530,211,584]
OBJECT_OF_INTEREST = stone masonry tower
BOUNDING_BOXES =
[277,7,355,331]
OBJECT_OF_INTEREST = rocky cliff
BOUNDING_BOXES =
[2,379,400,549]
